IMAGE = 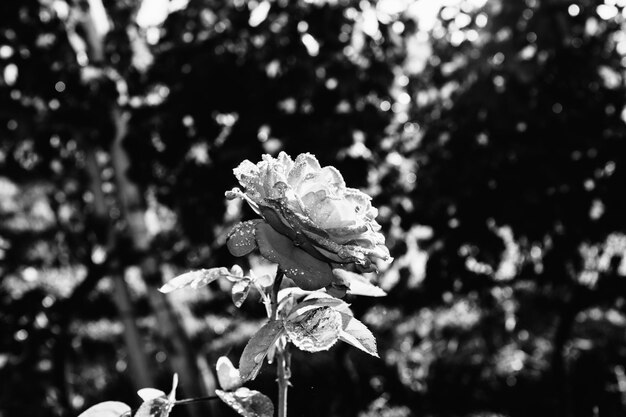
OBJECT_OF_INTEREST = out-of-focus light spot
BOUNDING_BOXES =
[597,4,618,20]
[42,295,55,308]
[297,21,309,33]
[404,122,419,133]
[397,92,411,105]
[522,8,533,20]
[87,0,110,36]
[156,351,167,363]
[278,98,297,113]
[450,30,465,46]
[586,17,599,36]
[568,4,580,17]
[362,8,380,38]
[249,1,271,27]
[215,113,237,126]
[35,312,49,329]
[91,246,107,264]
[115,359,127,372]
[552,102,563,113]
[440,6,458,20]
[386,151,403,166]
[54,81,65,93]
[257,124,270,142]
[4,63,18,85]
[52,0,70,19]
[101,182,114,193]
[7,119,17,131]
[398,74,409,87]
[15,329,28,341]
[599,66,621,89]
[0,45,13,59]
[377,0,410,16]
[49,99,60,110]
[301,33,319,56]
[455,13,472,28]
[336,100,351,113]
[492,52,505,65]
[493,75,505,88]
[137,0,167,27]
[392,21,405,34]
[476,13,488,27]
[262,138,282,154]
[590,199,605,220]
[326,78,338,89]
[182,115,194,127]
[182,32,193,43]
[621,107,626,124]
[604,161,616,176]
[380,100,391,111]
[23,267,38,282]
[466,30,479,42]
[146,27,160,45]
[189,143,209,164]
[519,44,536,60]
[266,60,280,78]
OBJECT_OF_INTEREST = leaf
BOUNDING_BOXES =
[284,307,343,352]
[137,388,166,402]
[135,397,174,417]
[77,402,131,417]
[338,312,379,357]
[167,373,178,401]
[216,356,242,391]
[159,268,229,293]
[255,222,333,290]
[227,220,263,257]
[239,320,285,381]
[139,375,177,400]
[216,387,274,417]
[230,264,245,278]
[286,297,348,321]
[332,269,386,297]
[232,279,251,308]
[254,273,273,287]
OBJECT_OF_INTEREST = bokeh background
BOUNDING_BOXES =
[2,0,626,416]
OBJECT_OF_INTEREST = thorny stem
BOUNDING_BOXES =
[270,269,284,320]
[277,347,291,417]
[270,269,290,417]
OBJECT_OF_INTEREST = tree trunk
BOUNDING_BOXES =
[110,109,218,417]
[84,147,155,390]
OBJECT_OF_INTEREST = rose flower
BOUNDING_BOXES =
[226,152,391,291]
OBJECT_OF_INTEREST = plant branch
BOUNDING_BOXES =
[277,346,291,417]
[270,269,290,417]
[174,395,219,406]
[270,269,284,320]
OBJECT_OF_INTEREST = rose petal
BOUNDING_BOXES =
[255,222,333,290]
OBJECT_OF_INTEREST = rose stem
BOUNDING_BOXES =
[271,269,290,417]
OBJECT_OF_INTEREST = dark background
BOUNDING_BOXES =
[1,0,626,416]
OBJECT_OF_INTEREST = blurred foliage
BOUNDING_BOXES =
[2,0,626,417]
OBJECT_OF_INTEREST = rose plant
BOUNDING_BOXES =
[77,153,391,417]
